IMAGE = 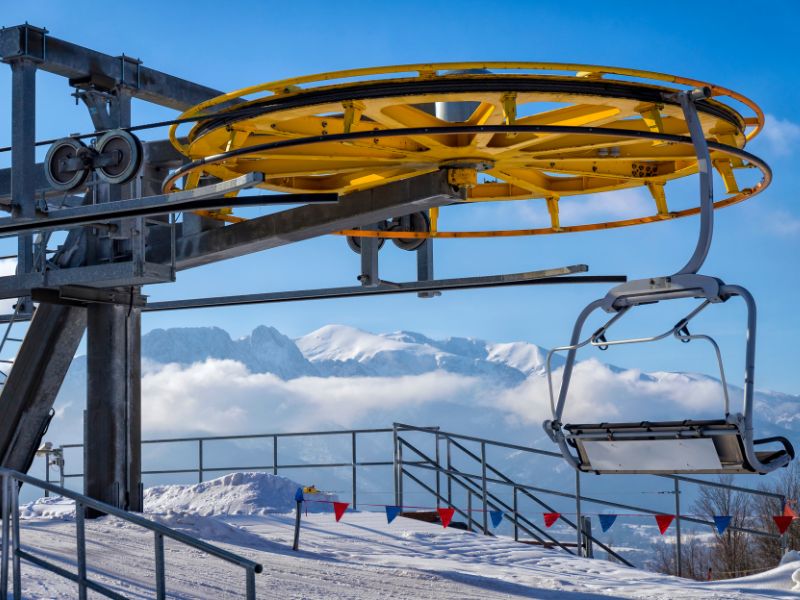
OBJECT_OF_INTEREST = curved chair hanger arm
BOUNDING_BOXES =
[674,88,715,276]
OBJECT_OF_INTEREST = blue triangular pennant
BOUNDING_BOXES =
[490,510,504,528]
[713,515,732,535]
[385,505,402,524]
[598,514,618,533]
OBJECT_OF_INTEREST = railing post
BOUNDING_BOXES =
[1,474,9,599]
[44,449,50,497]
[351,431,357,510]
[513,485,519,542]
[154,531,165,600]
[273,435,278,476]
[10,479,20,600]
[480,442,488,535]
[398,442,404,508]
[434,432,441,509]
[246,566,256,600]
[75,501,87,600]
[674,478,682,577]
[446,438,452,507]
[467,491,473,533]
[575,470,582,557]
[392,425,400,506]
[198,439,204,484]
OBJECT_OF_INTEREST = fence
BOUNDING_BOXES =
[1,468,262,600]
[41,423,787,574]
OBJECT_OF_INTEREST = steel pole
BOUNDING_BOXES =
[675,479,682,577]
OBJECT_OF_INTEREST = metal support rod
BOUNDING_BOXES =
[154,532,165,600]
[393,426,400,506]
[246,567,256,600]
[446,439,452,506]
[198,439,204,483]
[398,440,404,508]
[575,470,582,557]
[1,475,9,598]
[435,433,441,509]
[675,478,682,577]
[481,442,488,534]
[351,431,357,510]
[359,233,380,287]
[467,491,473,533]
[10,479,19,600]
[273,436,278,475]
[292,501,302,551]
[75,501,87,600]
[513,486,519,542]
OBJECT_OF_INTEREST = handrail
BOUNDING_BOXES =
[0,468,262,599]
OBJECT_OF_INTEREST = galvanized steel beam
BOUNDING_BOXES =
[0,25,223,111]
[159,170,463,270]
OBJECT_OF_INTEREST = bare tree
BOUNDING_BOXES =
[650,536,710,580]
[693,475,758,579]
[752,461,800,565]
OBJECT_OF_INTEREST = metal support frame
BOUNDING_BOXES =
[9,57,36,276]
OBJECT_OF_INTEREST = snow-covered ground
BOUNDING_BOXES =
[10,473,799,599]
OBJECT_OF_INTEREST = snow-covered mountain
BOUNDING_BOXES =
[53,323,799,443]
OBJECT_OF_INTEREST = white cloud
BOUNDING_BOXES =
[761,114,800,157]
[141,359,482,434]
[135,357,729,438]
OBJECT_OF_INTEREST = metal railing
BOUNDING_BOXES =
[1,468,263,599]
[41,424,787,575]
[392,423,787,574]
[54,428,397,510]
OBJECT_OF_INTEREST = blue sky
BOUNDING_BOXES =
[0,1,798,394]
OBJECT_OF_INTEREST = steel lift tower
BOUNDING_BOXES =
[0,25,780,514]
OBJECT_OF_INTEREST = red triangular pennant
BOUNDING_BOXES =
[438,507,455,528]
[655,514,674,535]
[773,515,794,534]
[543,512,560,528]
[333,502,349,522]
[783,503,798,519]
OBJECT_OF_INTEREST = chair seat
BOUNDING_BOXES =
[562,419,791,474]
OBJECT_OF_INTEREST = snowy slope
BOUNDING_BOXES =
[13,474,799,599]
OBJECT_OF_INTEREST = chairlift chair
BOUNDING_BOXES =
[542,273,794,475]
[542,88,794,475]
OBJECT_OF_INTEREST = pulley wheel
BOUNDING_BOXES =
[95,129,142,185]
[44,138,91,192]
[347,228,386,254]
[389,212,430,251]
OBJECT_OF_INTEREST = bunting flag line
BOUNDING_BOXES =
[543,512,560,528]
[598,514,617,533]
[713,515,732,535]
[438,507,455,528]
[385,506,402,524]
[333,502,349,522]
[773,515,794,535]
[296,494,795,537]
[490,510,504,528]
[655,514,675,535]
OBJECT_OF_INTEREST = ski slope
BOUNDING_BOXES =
[11,473,799,599]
